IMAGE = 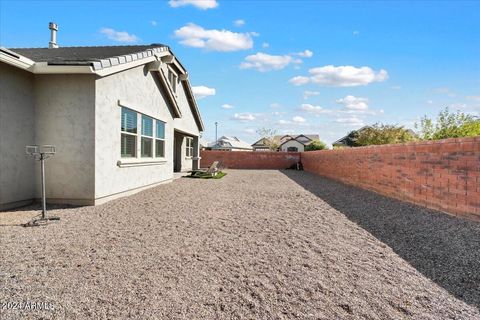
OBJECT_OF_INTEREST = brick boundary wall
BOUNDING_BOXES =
[200,150,300,170]
[302,137,480,221]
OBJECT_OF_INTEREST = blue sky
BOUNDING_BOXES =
[1,0,479,144]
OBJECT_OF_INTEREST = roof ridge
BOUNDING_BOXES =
[9,44,168,50]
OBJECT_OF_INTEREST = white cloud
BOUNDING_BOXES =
[336,95,369,110]
[433,87,456,97]
[466,95,480,101]
[169,0,218,10]
[270,103,281,109]
[289,76,310,86]
[262,42,269,48]
[277,119,290,125]
[232,113,255,121]
[353,30,360,36]
[150,21,157,26]
[192,85,216,99]
[244,128,256,134]
[298,103,328,115]
[427,100,433,104]
[289,65,388,87]
[296,50,313,58]
[390,85,402,90]
[303,90,320,100]
[100,28,139,43]
[336,116,365,126]
[174,23,255,51]
[292,116,306,123]
[240,52,296,72]
[234,19,245,27]
[221,104,235,109]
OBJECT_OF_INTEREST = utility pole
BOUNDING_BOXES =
[215,122,218,143]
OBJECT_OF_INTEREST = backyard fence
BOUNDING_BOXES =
[200,150,300,169]
[201,136,480,221]
[302,137,480,221]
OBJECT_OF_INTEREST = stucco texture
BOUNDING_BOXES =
[280,139,305,152]
[94,63,200,199]
[0,63,35,208]
[34,74,96,202]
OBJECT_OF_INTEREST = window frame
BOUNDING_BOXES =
[168,67,178,94]
[140,115,154,158]
[155,120,166,158]
[120,107,138,158]
[185,137,194,158]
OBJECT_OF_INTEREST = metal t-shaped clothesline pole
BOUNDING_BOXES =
[25,145,60,224]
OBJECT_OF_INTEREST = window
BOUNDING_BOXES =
[121,108,137,157]
[155,120,165,158]
[141,115,153,157]
[168,69,177,93]
[186,137,194,157]
[287,146,298,152]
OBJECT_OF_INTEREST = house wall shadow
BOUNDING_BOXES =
[280,170,480,310]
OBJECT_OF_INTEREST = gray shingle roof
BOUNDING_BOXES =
[8,44,168,65]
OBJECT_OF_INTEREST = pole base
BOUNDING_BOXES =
[22,216,60,227]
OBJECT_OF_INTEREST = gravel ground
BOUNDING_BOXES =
[1,170,479,319]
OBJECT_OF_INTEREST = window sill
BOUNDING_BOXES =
[117,159,167,168]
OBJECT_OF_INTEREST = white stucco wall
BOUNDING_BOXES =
[34,74,96,203]
[0,63,35,209]
[95,64,191,199]
[280,140,305,152]
[1,59,202,207]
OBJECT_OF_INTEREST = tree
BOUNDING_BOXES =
[305,140,328,151]
[355,124,416,146]
[415,108,480,140]
[255,127,279,151]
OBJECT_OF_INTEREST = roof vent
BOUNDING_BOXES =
[48,22,58,48]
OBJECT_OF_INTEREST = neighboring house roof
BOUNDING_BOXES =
[253,134,320,148]
[332,126,369,146]
[1,44,204,131]
[210,136,253,150]
[279,138,307,147]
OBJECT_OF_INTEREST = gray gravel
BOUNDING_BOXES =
[1,169,479,319]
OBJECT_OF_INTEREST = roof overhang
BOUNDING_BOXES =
[0,46,171,77]
[1,46,205,131]
[0,48,35,70]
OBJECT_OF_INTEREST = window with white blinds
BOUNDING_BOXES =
[121,108,137,158]
[156,121,165,158]
[121,107,166,160]
[141,115,153,157]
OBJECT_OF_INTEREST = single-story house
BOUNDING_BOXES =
[252,134,319,152]
[0,24,204,210]
[208,136,253,151]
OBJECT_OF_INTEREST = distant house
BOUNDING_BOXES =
[332,126,416,148]
[332,126,370,148]
[209,136,253,151]
[0,24,204,209]
[252,134,320,152]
